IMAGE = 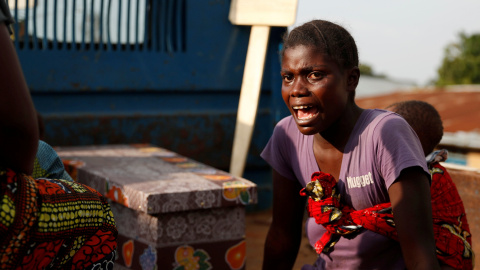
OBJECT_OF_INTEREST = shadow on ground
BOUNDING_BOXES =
[245,210,318,270]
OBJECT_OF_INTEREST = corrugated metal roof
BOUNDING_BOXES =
[356,76,415,99]
[355,85,480,150]
[355,86,480,133]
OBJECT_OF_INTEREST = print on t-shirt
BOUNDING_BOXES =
[346,172,374,188]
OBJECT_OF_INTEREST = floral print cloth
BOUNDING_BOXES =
[0,167,117,269]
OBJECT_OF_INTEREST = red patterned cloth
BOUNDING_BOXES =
[0,167,117,269]
[301,159,473,270]
[300,172,360,253]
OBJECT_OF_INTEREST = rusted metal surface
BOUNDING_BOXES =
[41,109,273,171]
[356,87,480,133]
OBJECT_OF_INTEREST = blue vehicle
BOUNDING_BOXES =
[11,0,289,210]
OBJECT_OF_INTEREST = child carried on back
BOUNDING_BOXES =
[301,100,473,270]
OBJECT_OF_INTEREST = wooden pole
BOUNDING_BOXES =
[228,0,298,177]
[229,25,270,177]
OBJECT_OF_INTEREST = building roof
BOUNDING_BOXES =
[356,76,415,99]
[355,86,480,133]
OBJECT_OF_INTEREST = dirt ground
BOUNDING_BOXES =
[245,210,318,270]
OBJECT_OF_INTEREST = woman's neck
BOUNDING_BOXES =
[316,104,364,152]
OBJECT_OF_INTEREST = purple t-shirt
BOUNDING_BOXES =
[261,109,429,269]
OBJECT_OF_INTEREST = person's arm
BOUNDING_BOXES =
[0,23,39,174]
[262,169,307,270]
[388,166,440,270]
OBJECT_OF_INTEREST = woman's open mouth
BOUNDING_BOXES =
[292,105,318,120]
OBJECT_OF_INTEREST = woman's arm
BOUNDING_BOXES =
[0,23,39,174]
[388,166,440,270]
[262,169,307,270]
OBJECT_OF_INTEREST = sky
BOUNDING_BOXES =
[292,0,480,86]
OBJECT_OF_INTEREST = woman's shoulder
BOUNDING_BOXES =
[362,108,398,120]
[272,115,304,139]
[352,109,412,143]
[361,109,407,128]
[274,115,296,132]
[276,115,295,126]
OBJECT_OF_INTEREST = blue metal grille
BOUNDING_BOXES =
[9,0,185,52]
[10,0,288,211]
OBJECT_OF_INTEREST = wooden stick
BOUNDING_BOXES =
[230,25,270,177]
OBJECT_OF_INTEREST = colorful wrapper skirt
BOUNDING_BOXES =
[0,167,117,269]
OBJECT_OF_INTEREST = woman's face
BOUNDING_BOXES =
[281,45,353,135]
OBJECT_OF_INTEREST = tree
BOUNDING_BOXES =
[436,32,480,86]
[359,63,386,78]
[359,63,374,76]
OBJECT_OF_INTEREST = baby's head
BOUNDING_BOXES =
[281,20,359,71]
[386,100,444,156]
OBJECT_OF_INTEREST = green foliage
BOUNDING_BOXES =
[436,32,480,86]
[359,63,374,76]
[359,63,387,78]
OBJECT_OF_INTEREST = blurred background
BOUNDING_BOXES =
[294,0,480,88]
